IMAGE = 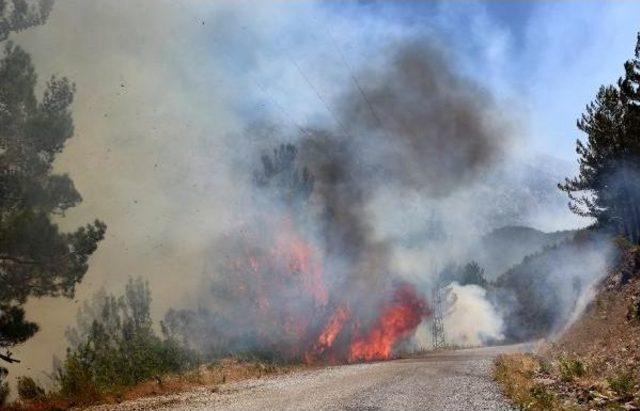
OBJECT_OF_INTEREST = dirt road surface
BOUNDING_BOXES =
[91,344,529,411]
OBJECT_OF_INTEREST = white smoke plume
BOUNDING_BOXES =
[443,283,504,347]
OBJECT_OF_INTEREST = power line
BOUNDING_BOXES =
[324,29,394,142]
[322,23,422,145]
[253,78,314,139]
[289,57,351,139]
[209,31,314,140]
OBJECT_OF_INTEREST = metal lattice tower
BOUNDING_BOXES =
[431,285,446,349]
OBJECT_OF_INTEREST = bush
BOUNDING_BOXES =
[538,358,552,375]
[16,376,45,401]
[607,371,637,396]
[55,278,198,400]
[54,354,100,402]
[0,368,9,406]
[558,357,586,381]
[529,383,557,409]
[494,354,564,410]
[627,295,640,322]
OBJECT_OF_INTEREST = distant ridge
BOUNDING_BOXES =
[476,225,577,278]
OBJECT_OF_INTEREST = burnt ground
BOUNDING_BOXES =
[87,344,529,411]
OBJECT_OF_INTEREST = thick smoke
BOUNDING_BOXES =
[494,232,616,342]
[7,0,611,383]
[182,39,510,361]
[295,41,509,275]
[336,42,506,196]
[443,283,504,346]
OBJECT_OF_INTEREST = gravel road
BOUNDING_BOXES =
[92,344,528,411]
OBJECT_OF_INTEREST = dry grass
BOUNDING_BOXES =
[7,358,309,411]
[115,358,299,402]
[494,353,569,410]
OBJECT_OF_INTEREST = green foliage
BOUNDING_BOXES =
[0,0,54,41]
[0,304,38,348]
[628,294,640,322]
[559,33,640,243]
[607,371,637,396]
[494,232,611,342]
[0,38,106,368]
[16,376,44,400]
[494,354,566,411]
[558,357,586,382]
[55,278,198,398]
[54,354,99,401]
[538,359,552,375]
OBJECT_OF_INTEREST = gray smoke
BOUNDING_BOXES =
[176,38,511,361]
[295,41,508,265]
[336,42,506,196]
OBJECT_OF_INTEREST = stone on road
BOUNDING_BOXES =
[95,345,526,411]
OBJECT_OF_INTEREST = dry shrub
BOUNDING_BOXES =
[16,377,45,401]
[607,371,637,397]
[494,353,565,410]
[557,357,586,382]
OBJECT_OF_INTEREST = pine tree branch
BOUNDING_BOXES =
[0,352,20,364]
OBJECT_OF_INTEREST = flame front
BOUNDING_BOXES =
[221,216,431,363]
[348,284,430,362]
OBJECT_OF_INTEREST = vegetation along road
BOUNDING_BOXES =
[90,344,530,411]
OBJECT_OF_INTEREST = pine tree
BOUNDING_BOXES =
[460,262,488,288]
[0,4,105,374]
[560,33,640,243]
[0,0,53,41]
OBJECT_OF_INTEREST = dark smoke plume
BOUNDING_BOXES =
[294,41,507,296]
[182,39,510,360]
[332,42,506,197]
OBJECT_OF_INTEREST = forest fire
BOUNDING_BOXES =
[348,284,430,362]
[224,217,431,364]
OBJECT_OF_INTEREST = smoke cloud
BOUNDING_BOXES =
[182,37,513,360]
[5,0,608,384]
[337,42,507,196]
[443,283,504,346]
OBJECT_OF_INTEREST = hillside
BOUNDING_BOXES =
[492,230,609,342]
[477,225,576,278]
[494,243,640,410]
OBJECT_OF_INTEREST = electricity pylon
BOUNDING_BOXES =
[431,284,445,349]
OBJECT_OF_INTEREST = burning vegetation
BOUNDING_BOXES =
[162,42,509,366]
[198,143,432,364]
[8,1,637,408]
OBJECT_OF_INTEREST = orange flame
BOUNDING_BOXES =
[225,216,430,363]
[348,283,430,362]
[305,305,350,363]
